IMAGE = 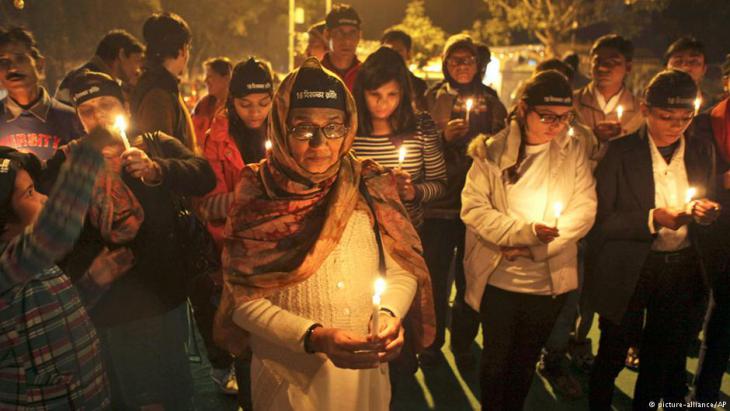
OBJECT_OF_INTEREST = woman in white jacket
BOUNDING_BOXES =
[460,70,597,410]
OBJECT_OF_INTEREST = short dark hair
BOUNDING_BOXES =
[0,26,42,60]
[353,46,416,136]
[536,58,574,81]
[590,34,634,62]
[142,12,191,63]
[381,29,412,52]
[664,36,707,65]
[95,30,144,63]
[204,57,233,77]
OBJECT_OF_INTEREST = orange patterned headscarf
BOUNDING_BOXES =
[214,58,434,355]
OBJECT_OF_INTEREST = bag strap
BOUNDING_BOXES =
[359,178,386,276]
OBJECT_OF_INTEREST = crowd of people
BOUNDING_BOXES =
[0,3,729,411]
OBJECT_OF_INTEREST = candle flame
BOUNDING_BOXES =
[685,187,697,204]
[398,146,407,165]
[616,105,624,122]
[553,202,563,219]
[114,115,131,149]
[694,97,702,114]
[374,277,386,297]
[265,140,273,151]
[114,115,127,133]
[465,98,474,111]
[568,127,574,137]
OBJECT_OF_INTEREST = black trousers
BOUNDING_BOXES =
[187,274,233,370]
[694,263,730,403]
[421,218,480,355]
[479,285,567,411]
[589,249,706,411]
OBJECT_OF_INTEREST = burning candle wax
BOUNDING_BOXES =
[553,202,563,228]
[616,105,624,123]
[371,277,387,338]
[465,98,474,124]
[398,145,407,167]
[114,115,131,150]
[685,187,697,213]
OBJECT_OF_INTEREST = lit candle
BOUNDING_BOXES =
[465,98,474,124]
[685,187,697,213]
[616,105,624,123]
[371,277,386,339]
[694,97,702,115]
[553,202,563,228]
[568,127,574,137]
[114,115,131,150]
[398,145,407,167]
[265,139,272,151]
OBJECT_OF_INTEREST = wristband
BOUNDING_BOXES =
[304,323,323,354]
[379,307,396,318]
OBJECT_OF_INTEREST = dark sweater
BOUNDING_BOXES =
[53,132,215,327]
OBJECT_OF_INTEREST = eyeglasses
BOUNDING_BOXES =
[289,123,348,141]
[531,109,575,125]
[447,56,477,68]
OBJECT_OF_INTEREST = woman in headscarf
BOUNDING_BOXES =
[214,58,435,411]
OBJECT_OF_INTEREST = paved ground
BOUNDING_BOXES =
[189,311,730,411]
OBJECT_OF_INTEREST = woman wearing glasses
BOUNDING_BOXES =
[214,59,435,411]
[461,70,596,410]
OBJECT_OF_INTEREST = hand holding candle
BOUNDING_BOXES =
[465,98,474,125]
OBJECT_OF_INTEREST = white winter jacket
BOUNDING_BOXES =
[461,120,597,311]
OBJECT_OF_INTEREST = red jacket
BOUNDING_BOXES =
[192,94,220,146]
[322,53,361,92]
[197,110,245,249]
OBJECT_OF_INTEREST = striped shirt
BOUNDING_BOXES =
[352,112,447,228]
[0,142,110,409]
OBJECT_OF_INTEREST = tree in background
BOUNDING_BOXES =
[473,0,669,57]
[388,0,447,67]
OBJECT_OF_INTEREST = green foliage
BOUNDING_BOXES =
[473,0,669,56]
[388,0,447,67]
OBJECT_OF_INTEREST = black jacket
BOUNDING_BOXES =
[89,132,215,326]
[584,126,716,324]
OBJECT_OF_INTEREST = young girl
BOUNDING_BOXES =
[0,132,119,409]
[352,46,447,230]
[461,70,596,410]
[199,57,274,248]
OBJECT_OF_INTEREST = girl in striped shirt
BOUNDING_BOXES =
[352,47,447,229]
